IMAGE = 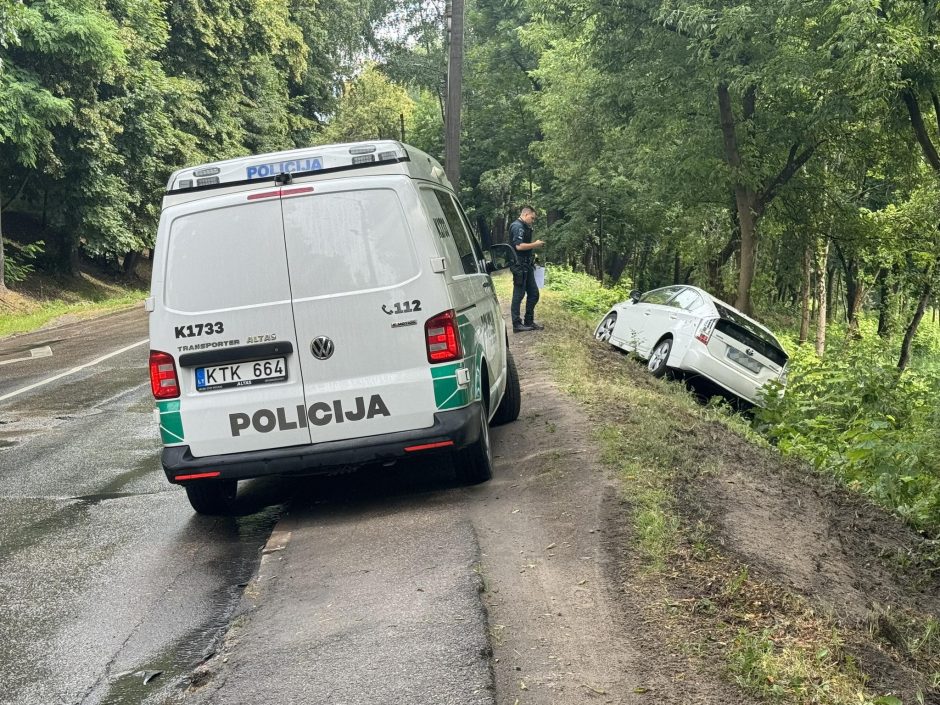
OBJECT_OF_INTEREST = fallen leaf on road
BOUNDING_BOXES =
[520,681,528,691]
[545,542,556,550]
[580,683,606,695]
[141,670,163,685]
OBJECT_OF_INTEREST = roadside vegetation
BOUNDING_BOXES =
[498,269,940,705]
[0,269,146,339]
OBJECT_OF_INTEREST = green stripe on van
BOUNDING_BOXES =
[431,362,471,410]
[157,399,185,445]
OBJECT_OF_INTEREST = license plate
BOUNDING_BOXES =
[195,357,287,391]
[727,347,762,374]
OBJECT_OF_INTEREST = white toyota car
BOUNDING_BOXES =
[593,285,788,405]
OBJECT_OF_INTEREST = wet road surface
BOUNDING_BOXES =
[0,309,280,704]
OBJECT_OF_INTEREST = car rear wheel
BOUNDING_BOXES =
[595,312,617,343]
[491,350,521,426]
[454,403,493,485]
[185,480,237,515]
[648,338,672,378]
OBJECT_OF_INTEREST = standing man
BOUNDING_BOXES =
[509,205,545,332]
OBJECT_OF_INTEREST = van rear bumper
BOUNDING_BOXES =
[162,403,482,484]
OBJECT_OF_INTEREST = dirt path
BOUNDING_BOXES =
[478,331,755,704]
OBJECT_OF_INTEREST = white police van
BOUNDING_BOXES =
[148,141,521,514]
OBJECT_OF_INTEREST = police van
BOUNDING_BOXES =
[148,141,521,514]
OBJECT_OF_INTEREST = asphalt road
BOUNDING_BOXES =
[0,308,282,705]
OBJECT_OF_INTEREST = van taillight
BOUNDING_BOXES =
[425,310,463,363]
[149,350,180,399]
[695,318,718,345]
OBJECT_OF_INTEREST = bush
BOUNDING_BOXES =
[544,265,633,318]
[758,338,940,531]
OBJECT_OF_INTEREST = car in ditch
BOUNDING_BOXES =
[593,285,788,405]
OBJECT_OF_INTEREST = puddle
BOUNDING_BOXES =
[89,506,282,705]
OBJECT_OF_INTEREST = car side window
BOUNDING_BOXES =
[669,289,704,311]
[433,190,479,275]
[639,287,680,305]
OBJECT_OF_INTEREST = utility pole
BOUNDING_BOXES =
[444,0,464,189]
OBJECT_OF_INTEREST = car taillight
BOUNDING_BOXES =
[425,310,463,363]
[695,318,718,345]
[149,350,180,399]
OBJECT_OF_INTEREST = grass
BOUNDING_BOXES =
[0,270,147,338]
[493,268,919,705]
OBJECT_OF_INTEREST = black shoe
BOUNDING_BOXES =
[525,321,545,330]
[513,323,534,332]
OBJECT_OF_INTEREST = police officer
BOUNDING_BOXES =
[509,205,545,332]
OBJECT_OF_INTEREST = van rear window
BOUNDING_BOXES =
[281,188,418,298]
[165,200,291,313]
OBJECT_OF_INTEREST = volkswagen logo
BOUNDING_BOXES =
[311,336,335,360]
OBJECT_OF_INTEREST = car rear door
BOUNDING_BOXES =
[152,191,311,457]
[280,177,447,444]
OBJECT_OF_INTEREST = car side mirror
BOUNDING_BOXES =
[485,243,517,273]
[630,289,641,303]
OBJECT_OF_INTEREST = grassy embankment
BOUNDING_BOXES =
[0,270,147,339]
[494,268,939,705]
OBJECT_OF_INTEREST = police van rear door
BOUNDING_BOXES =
[152,190,312,457]
[280,176,445,444]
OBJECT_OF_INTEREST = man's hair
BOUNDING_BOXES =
[520,205,537,216]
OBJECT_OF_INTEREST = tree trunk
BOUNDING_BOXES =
[898,276,933,371]
[0,195,6,293]
[815,237,830,357]
[673,250,681,285]
[717,83,760,315]
[878,275,891,337]
[799,244,812,344]
[826,265,838,323]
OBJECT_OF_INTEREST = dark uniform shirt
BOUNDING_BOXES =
[509,219,534,266]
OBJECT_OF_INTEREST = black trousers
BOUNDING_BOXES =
[510,264,540,324]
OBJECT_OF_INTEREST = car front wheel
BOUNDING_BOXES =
[648,338,672,378]
[595,312,617,343]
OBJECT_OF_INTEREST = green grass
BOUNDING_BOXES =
[0,273,146,338]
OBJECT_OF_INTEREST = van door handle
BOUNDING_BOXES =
[482,279,492,289]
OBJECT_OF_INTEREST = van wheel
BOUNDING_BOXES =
[185,480,237,515]
[454,403,493,485]
[490,351,521,426]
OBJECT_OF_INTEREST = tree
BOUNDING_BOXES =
[321,64,414,143]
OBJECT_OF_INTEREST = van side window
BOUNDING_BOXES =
[432,190,479,275]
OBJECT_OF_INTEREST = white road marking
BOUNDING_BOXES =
[0,345,55,367]
[0,338,149,402]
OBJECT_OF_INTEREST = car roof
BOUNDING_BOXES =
[679,286,780,339]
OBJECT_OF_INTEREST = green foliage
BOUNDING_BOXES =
[759,336,940,531]
[543,265,633,317]
[3,239,43,283]
[320,64,414,143]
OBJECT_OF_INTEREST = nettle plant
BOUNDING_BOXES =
[759,339,940,531]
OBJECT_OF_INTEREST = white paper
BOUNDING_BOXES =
[534,265,546,289]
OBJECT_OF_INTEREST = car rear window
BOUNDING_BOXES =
[713,303,787,366]
[164,200,291,313]
[281,188,418,298]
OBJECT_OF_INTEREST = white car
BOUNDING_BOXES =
[593,285,788,405]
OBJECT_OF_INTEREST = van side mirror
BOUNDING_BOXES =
[630,289,641,303]
[485,243,517,273]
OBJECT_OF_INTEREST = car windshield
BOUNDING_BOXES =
[713,303,788,366]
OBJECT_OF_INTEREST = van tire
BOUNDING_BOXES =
[454,403,493,485]
[491,351,521,426]
[185,480,237,515]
